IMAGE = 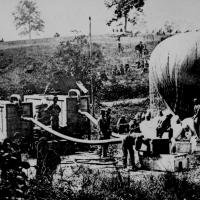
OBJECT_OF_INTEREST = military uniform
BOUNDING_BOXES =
[48,103,61,131]
[117,116,129,134]
[193,102,200,137]
[98,110,110,157]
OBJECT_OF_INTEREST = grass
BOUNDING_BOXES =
[0,34,159,100]
[25,165,200,200]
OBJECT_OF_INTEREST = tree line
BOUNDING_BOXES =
[11,0,145,39]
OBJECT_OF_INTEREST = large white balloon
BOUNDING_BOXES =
[149,31,200,119]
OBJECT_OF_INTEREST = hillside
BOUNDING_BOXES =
[0,34,160,99]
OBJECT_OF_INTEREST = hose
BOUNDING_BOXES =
[22,117,122,145]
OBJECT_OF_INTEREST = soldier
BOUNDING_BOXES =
[98,109,109,157]
[117,115,129,134]
[100,70,108,81]
[122,130,150,171]
[129,118,141,133]
[117,36,122,53]
[125,63,130,74]
[120,64,125,75]
[170,115,198,153]
[135,41,144,61]
[143,44,149,57]
[106,108,112,132]
[156,113,173,138]
[122,133,138,170]
[47,96,61,132]
[112,65,118,76]
[193,98,200,137]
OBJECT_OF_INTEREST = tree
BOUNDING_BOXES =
[13,0,45,39]
[105,0,145,32]
[53,35,104,100]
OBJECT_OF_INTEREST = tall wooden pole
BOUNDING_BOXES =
[89,16,94,116]
[89,16,92,58]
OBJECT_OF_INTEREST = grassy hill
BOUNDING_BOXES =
[0,34,161,99]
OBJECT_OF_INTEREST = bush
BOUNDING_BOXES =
[0,137,30,199]
[100,82,149,101]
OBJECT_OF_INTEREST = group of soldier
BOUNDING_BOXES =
[97,108,151,170]
[112,63,131,76]
[97,97,200,171]
[33,94,200,172]
[112,41,149,77]
[135,41,149,60]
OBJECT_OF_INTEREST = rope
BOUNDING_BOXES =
[22,117,122,145]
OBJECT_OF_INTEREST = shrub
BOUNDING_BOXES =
[100,82,149,101]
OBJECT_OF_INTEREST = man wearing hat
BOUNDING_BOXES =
[47,96,61,131]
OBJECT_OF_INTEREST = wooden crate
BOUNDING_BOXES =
[143,153,190,172]
[175,142,192,154]
[0,101,33,140]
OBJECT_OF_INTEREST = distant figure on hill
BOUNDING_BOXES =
[117,68,121,75]
[135,41,144,61]
[100,70,108,81]
[125,64,130,74]
[136,61,141,68]
[120,64,124,75]
[112,66,118,76]
[117,36,122,53]
[145,60,149,68]
[54,33,60,37]
[138,60,145,70]
[143,44,149,57]
[0,38,4,42]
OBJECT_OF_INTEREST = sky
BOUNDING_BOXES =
[0,0,113,40]
[0,0,200,41]
[143,0,200,32]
